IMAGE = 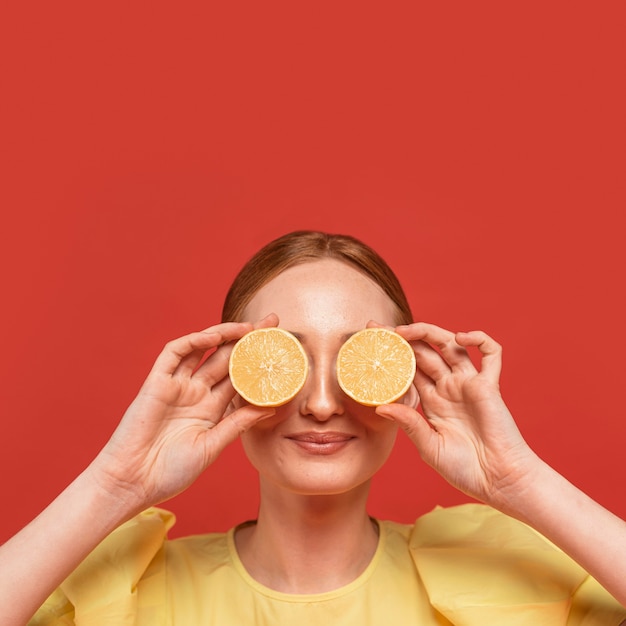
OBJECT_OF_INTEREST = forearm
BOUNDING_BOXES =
[495,455,626,607]
[0,465,143,626]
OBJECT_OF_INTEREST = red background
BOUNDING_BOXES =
[1,3,625,541]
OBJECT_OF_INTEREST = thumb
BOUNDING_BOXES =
[376,403,438,455]
[205,406,275,454]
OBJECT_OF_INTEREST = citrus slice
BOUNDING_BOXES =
[229,327,308,407]
[336,328,416,406]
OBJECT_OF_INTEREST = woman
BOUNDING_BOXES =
[1,230,625,625]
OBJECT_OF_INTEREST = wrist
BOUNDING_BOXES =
[484,447,551,521]
[82,455,151,523]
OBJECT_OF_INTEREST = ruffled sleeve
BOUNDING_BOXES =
[409,503,626,625]
[28,508,175,626]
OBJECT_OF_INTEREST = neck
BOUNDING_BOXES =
[235,480,379,594]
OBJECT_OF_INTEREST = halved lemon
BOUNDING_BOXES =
[336,328,416,406]
[229,327,308,407]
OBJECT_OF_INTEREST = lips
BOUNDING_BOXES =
[286,431,355,455]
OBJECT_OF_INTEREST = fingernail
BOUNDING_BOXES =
[375,406,395,420]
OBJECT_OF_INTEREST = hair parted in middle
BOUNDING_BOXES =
[221,230,413,326]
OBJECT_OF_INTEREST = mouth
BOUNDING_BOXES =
[285,431,356,455]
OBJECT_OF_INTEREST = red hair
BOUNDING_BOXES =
[221,230,413,325]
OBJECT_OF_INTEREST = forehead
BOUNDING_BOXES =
[242,259,399,331]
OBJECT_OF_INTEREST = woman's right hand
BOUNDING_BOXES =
[0,317,279,626]
[87,317,277,513]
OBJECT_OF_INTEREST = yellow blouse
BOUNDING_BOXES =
[29,503,625,625]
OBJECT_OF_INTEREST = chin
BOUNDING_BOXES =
[247,444,394,498]
[279,470,375,498]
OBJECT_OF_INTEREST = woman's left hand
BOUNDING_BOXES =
[376,322,538,508]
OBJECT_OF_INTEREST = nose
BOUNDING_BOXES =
[300,357,345,421]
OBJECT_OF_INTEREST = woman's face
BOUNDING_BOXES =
[237,258,413,497]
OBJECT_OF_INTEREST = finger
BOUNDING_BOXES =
[175,322,255,377]
[368,321,455,382]
[376,403,439,457]
[412,362,437,395]
[209,373,238,405]
[365,319,395,330]
[190,315,279,385]
[252,312,280,330]
[204,405,276,453]
[151,330,227,377]
[412,340,452,381]
[192,342,235,389]
[455,330,502,381]
[174,340,220,378]
[397,322,475,373]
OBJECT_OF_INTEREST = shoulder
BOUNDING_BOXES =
[405,503,626,625]
[408,502,586,587]
[56,507,175,605]
[381,503,545,551]
[162,522,233,576]
[378,503,552,565]
[30,508,197,625]
[410,501,550,547]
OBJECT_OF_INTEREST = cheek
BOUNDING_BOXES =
[367,426,400,480]
[239,428,267,474]
[373,422,400,456]
[239,411,286,459]
[346,402,399,446]
[352,404,399,437]
[361,413,400,456]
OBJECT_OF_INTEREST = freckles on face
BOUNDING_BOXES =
[241,258,400,334]
[234,259,402,495]
[239,397,399,496]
